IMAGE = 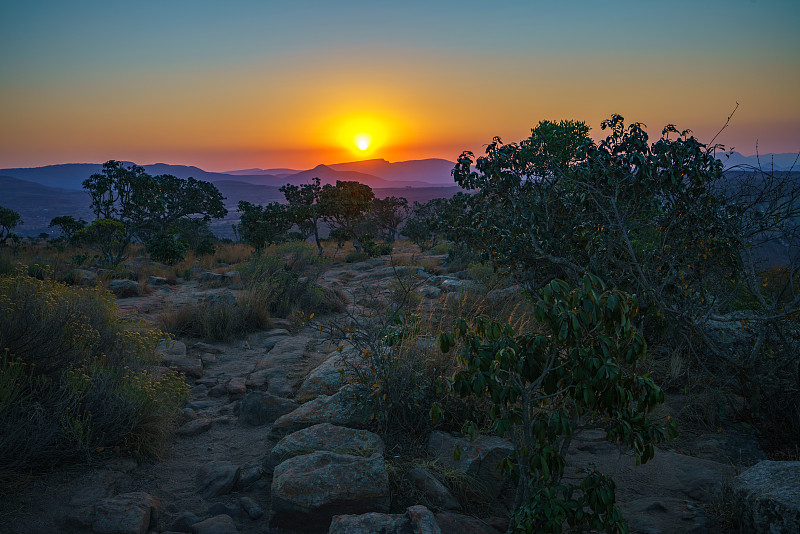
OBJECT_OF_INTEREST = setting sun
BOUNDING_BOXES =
[354,133,371,151]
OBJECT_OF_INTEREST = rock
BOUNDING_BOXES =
[439,279,480,293]
[418,286,442,299]
[329,506,441,534]
[147,275,168,286]
[108,279,141,298]
[158,340,187,358]
[237,466,262,489]
[428,431,514,493]
[92,492,160,534]
[239,391,298,426]
[191,514,238,534]
[176,418,213,437]
[169,357,204,378]
[197,461,241,499]
[407,468,460,511]
[171,511,200,532]
[189,400,216,410]
[69,268,97,286]
[226,377,247,399]
[193,342,225,354]
[728,460,800,533]
[208,384,227,397]
[270,452,390,531]
[295,352,349,401]
[485,285,524,304]
[208,502,242,520]
[267,423,384,472]
[256,335,312,397]
[269,388,365,439]
[198,271,240,288]
[239,496,264,519]
[434,512,501,534]
[620,497,710,534]
[200,291,237,306]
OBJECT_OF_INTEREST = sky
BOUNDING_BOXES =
[1,0,798,172]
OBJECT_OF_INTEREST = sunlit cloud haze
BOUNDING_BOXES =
[1,0,798,171]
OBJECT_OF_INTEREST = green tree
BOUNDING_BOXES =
[48,215,87,244]
[75,219,129,265]
[280,177,324,255]
[319,180,375,253]
[369,196,409,242]
[400,198,448,251]
[236,201,292,251]
[0,206,23,245]
[435,275,676,532]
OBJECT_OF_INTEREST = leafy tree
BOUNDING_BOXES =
[48,215,87,244]
[369,196,409,242]
[0,206,23,245]
[449,116,800,439]
[400,198,449,251]
[435,275,676,532]
[81,160,227,264]
[145,231,189,265]
[236,201,292,251]
[75,219,129,265]
[319,180,375,253]
[280,177,324,255]
[172,217,217,256]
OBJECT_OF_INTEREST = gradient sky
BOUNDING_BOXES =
[1,0,798,171]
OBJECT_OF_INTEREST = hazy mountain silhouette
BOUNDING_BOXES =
[328,158,455,184]
[717,151,799,171]
[0,176,93,236]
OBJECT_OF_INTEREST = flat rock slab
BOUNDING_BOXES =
[407,468,460,511]
[268,423,384,468]
[269,389,365,439]
[271,452,390,531]
[330,505,440,534]
[256,335,312,397]
[296,352,349,401]
[728,460,800,533]
[434,512,501,534]
[92,492,160,534]
[620,497,710,534]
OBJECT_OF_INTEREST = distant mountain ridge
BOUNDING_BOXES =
[0,157,457,191]
[717,151,799,171]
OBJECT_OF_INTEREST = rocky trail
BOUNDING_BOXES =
[2,257,797,533]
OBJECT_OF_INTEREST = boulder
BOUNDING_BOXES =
[270,452,390,531]
[69,268,97,286]
[728,460,800,533]
[171,511,200,532]
[239,391,298,426]
[92,492,160,534]
[269,388,365,439]
[239,496,264,519]
[428,432,514,493]
[406,468,460,511]
[226,376,247,399]
[191,514,238,534]
[147,275,168,286]
[176,417,213,437]
[295,352,350,401]
[267,423,384,471]
[199,291,237,306]
[196,461,241,499]
[485,285,524,304]
[329,505,440,534]
[255,335,312,397]
[108,279,141,298]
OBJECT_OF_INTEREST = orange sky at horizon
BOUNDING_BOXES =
[1,1,798,172]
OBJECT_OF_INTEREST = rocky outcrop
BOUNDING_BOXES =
[269,388,365,439]
[406,468,460,511]
[191,514,238,534]
[266,423,384,472]
[728,460,800,533]
[108,279,141,298]
[434,512,501,534]
[427,432,514,494]
[329,505,440,534]
[296,352,351,401]
[158,340,203,378]
[270,452,390,531]
[92,492,160,534]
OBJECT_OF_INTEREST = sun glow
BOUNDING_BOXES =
[354,133,371,151]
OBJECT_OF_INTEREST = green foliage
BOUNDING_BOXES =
[236,201,292,251]
[370,196,409,242]
[281,177,324,255]
[0,206,23,245]
[145,232,189,265]
[172,217,217,256]
[0,268,188,483]
[436,274,676,533]
[48,215,87,244]
[75,218,129,266]
[400,198,448,251]
[319,180,375,253]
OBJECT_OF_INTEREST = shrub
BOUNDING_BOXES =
[0,268,188,485]
[158,290,270,341]
[146,232,189,265]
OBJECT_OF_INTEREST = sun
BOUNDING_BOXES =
[354,133,371,151]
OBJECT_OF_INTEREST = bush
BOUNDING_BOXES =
[158,290,271,341]
[0,268,188,485]
[146,232,189,265]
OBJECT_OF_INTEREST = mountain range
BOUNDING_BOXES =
[0,158,462,237]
